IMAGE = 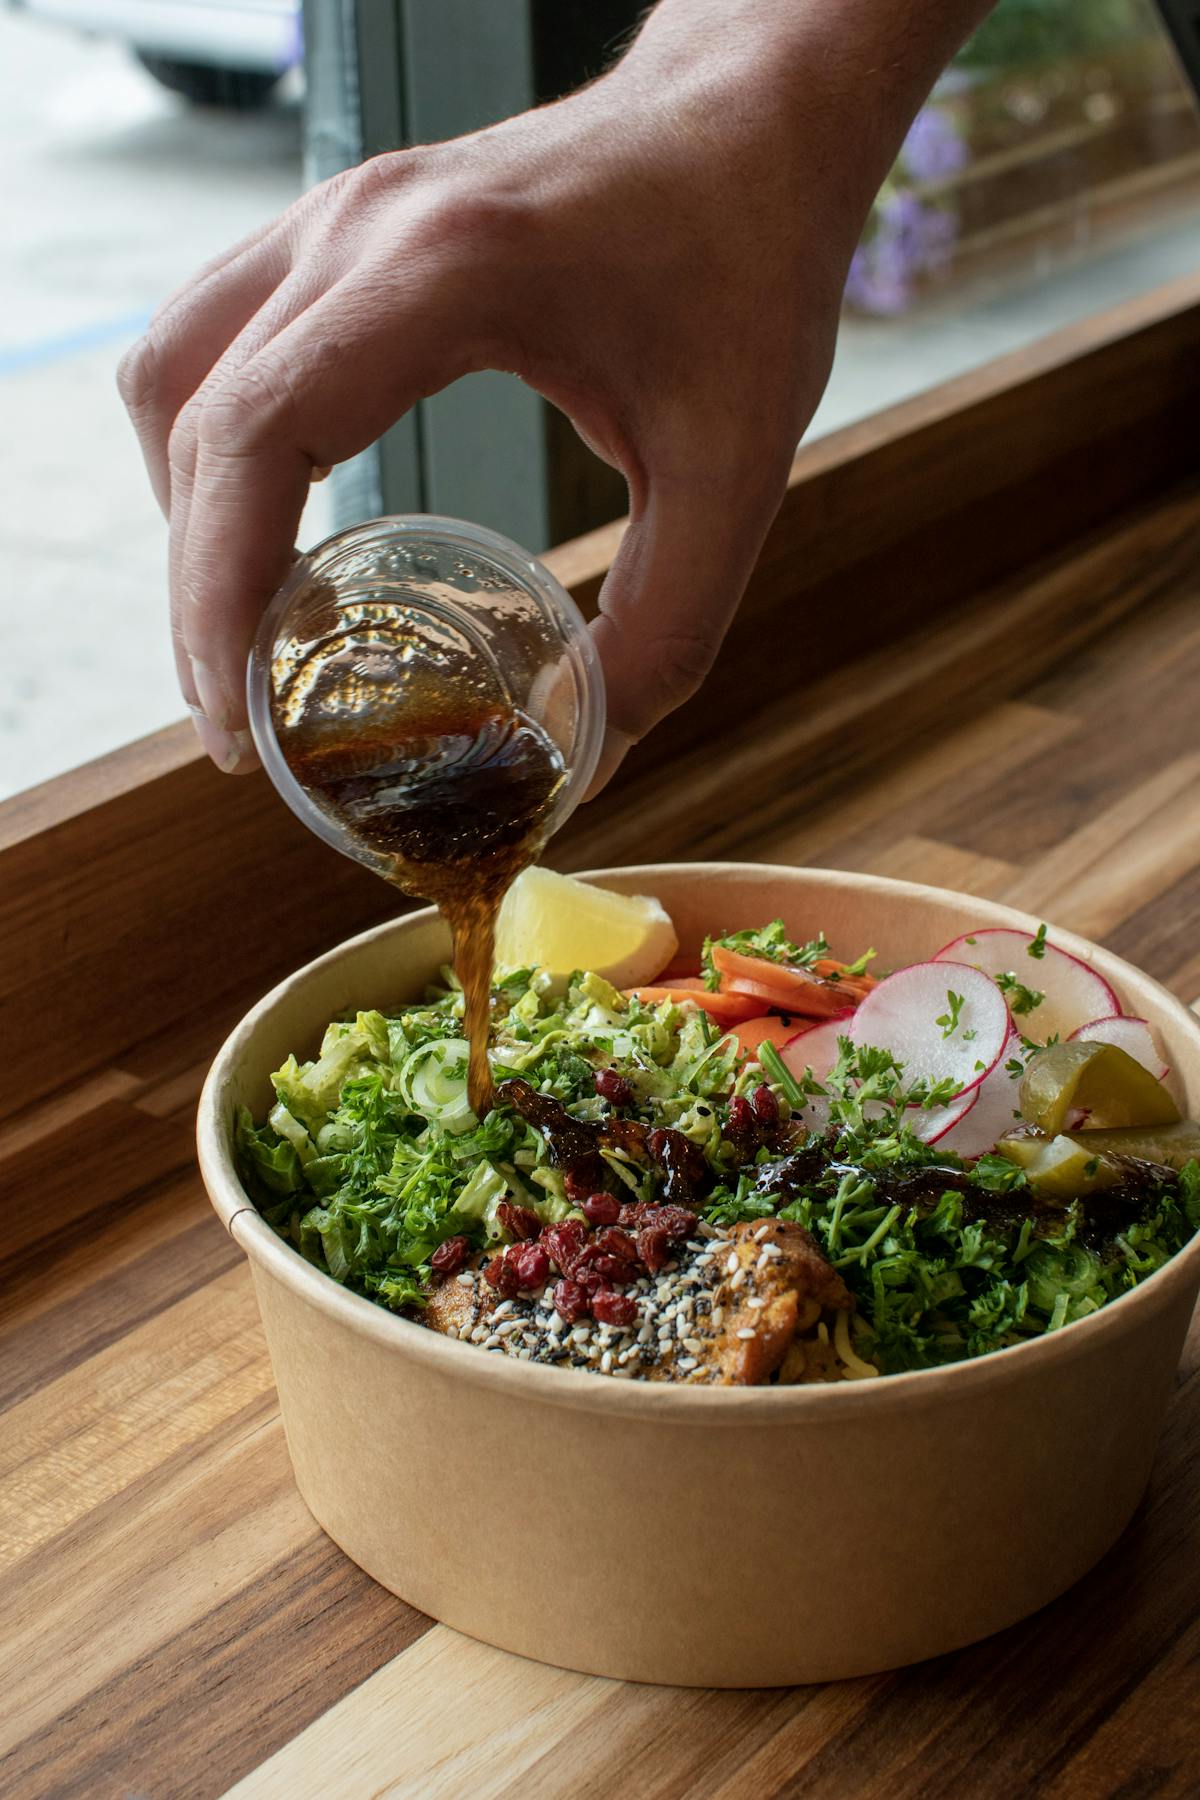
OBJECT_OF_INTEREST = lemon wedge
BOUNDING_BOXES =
[494,867,678,990]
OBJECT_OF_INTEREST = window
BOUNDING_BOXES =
[1,4,327,798]
[814,0,1200,434]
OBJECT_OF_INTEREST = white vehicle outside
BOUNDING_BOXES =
[7,0,301,105]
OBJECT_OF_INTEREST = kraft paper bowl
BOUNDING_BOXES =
[198,865,1200,1686]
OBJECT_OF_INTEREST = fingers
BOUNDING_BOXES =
[169,273,474,768]
[118,225,292,515]
[165,266,336,658]
[588,456,789,761]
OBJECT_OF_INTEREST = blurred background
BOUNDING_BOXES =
[3,0,1200,798]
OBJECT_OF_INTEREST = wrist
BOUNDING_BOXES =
[616,0,991,254]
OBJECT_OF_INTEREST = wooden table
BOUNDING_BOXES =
[4,277,1200,1799]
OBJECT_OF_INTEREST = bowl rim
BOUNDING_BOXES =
[198,862,1200,1426]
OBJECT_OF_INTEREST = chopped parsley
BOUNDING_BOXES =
[995,971,1046,1017]
[973,1151,1029,1193]
[936,990,966,1039]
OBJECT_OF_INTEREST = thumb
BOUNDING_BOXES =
[586,466,788,790]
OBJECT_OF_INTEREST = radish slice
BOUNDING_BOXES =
[849,961,1010,1095]
[934,927,1118,1046]
[911,1089,978,1145]
[778,1014,855,1131]
[778,1010,977,1141]
[777,1014,856,1082]
[1069,1015,1169,1082]
[937,1034,1025,1157]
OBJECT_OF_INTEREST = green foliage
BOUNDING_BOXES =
[958,0,1151,71]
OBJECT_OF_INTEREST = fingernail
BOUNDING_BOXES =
[190,710,255,773]
[190,658,234,731]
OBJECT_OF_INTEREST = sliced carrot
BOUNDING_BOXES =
[711,945,817,991]
[811,957,876,999]
[626,980,763,1026]
[730,1014,807,1058]
[710,944,872,1018]
[724,975,851,1018]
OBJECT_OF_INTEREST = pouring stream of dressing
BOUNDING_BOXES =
[278,698,565,1115]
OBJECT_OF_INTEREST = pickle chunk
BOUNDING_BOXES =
[994,1132,1122,1200]
[992,1129,1043,1172]
[1064,1119,1200,1172]
[1019,1042,1180,1138]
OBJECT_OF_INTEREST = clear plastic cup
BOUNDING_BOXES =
[246,515,605,875]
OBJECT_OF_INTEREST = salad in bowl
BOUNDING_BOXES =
[235,868,1199,1388]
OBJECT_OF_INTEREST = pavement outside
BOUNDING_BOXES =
[3,9,1199,801]
[1,11,329,800]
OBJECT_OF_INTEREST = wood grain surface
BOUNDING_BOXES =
[4,291,1200,1798]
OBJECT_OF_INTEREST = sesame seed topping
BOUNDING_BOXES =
[440,1213,800,1383]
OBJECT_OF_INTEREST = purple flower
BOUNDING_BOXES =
[844,191,960,316]
[844,245,912,317]
[882,191,957,265]
[901,106,968,182]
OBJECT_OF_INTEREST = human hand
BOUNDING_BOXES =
[119,0,987,782]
